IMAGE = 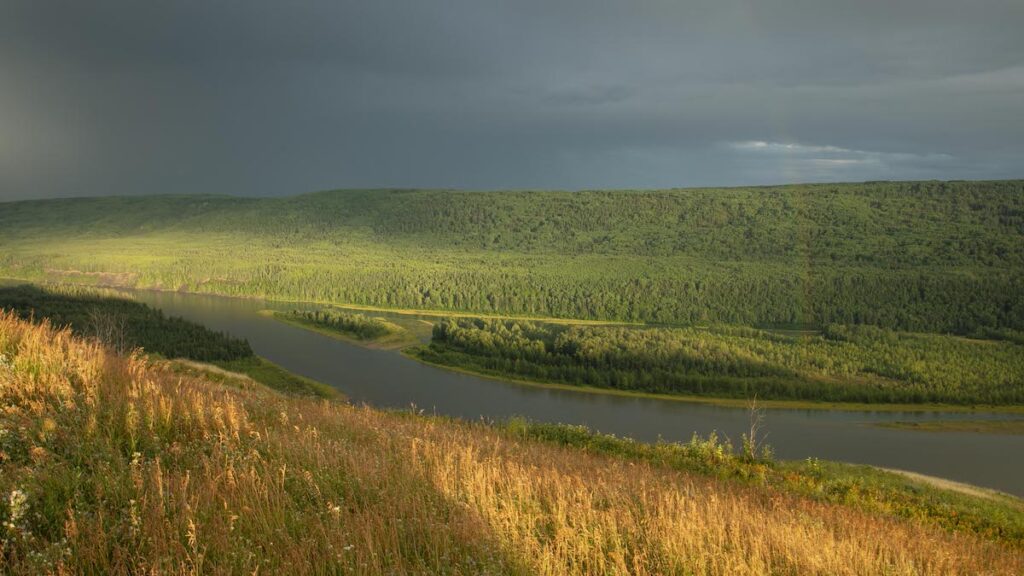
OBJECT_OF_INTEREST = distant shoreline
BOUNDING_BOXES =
[401,346,1024,414]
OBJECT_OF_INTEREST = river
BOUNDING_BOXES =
[130,289,1023,496]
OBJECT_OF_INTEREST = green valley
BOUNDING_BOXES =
[1,181,1022,334]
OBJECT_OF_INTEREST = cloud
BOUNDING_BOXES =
[730,142,856,155]
[728,140,955,163]
[724,141,959,183]
[0,0,1022,200]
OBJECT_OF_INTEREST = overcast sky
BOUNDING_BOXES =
[2,1,1022,200]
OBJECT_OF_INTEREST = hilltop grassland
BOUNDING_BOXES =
[1,181,1022,335]
[1,313,1023,575]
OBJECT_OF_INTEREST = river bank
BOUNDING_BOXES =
[5,279,1023,495]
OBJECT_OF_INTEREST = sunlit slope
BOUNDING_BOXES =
[1,180,1022,331]
[1,313,1021,575]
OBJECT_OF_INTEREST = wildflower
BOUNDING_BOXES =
[8,489,28,526]
[327,502,342,518]
[128,499,140,535]
[30,445,48,464]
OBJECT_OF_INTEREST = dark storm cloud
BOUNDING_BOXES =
[1,0,1022,200]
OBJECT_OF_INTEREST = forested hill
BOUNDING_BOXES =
[1,180,1022,332]
[3,180,1023,266]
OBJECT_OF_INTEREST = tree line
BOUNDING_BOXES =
[279,308,398,340]
[418,318,1024,404]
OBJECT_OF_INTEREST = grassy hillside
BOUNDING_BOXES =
[0,284,336,399]
[0,284,252,361]
[1,313,1022,574]
[1,180,1022,333]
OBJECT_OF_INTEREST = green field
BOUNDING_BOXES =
[1,181,1022,334]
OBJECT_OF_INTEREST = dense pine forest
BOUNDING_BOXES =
[414,319,1024,404]
[1,180,1022,334]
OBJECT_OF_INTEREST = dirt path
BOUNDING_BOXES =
[878,467,1021,504]
[170,359,254,382]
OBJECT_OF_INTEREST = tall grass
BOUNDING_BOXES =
[0,311,1020,574]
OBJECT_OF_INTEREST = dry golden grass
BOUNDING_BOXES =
[0,311,1021,575]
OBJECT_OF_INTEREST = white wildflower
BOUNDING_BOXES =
[8,489,28,526]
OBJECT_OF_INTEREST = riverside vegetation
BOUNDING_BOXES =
[878,420,1024,434]
[411,318,1024,405]
[1,312,1023,574]
[0,284,334,399]
[269,308,411,348]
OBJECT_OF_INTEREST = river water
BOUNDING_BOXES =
[130,289,1024,496]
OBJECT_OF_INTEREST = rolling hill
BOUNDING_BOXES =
[1,180,1022,333]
